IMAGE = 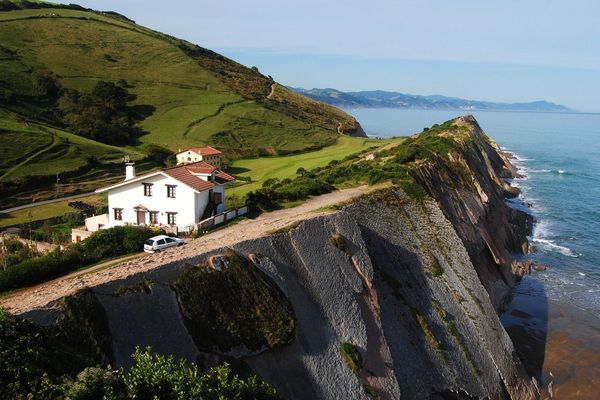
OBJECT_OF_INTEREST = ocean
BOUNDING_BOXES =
[346,108,600,316]
[347,108,600,395]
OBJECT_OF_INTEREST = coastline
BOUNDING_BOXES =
[500,149,600,399]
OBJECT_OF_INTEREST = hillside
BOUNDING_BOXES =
[292,87,574,112]
[0,1,364,207]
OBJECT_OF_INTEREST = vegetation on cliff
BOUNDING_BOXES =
[173,250,295,353]
[245,118,479,211]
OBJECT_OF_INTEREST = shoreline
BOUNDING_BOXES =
[501,147,600,398]
[501,277,600,399]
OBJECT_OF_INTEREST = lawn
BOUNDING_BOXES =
[0,193,106,229]
[226,136,400,204]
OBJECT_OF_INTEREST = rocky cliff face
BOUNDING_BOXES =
[19,115,538,399]
[22,191,536,399]
[410,116,533,310]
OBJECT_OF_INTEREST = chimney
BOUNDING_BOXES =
[125,162,136,180]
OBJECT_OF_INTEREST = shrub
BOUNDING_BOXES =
[122,347,280,400]
[0,226,162,293]
[339,342,362,374]
[146,144,175,166]
[330,233,351,256]
[62,367,122,400]
[0,309,280,400]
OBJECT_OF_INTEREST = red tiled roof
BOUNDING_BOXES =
[183,161,217,174]
[96,161,230,193]
[214,171,235,184]
[163,166,215,192]
[181,146,222,156]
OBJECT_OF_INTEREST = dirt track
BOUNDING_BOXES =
[1,186,367,314]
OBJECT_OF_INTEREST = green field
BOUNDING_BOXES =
[0,193,105,228]
[0,3,362,208]
[226,136,399,204]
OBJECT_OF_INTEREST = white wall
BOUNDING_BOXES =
[176,151,222,168]
[85,213,109,232]
[194,191,209,225]
[176,151,202,164]
[107,173,198,230]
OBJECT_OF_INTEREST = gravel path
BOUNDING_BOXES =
[1,186,367,314]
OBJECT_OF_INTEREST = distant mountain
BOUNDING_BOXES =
[291,88,574,113]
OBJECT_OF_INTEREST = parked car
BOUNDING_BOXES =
[144,235,185,253]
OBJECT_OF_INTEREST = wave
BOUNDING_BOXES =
[533,238,578,257]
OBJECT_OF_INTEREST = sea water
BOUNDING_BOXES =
[346,108,600,316]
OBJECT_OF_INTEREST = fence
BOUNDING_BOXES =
[198,205,248,230]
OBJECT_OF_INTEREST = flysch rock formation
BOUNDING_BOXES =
[19,116,538,399]
[411,115,534,310]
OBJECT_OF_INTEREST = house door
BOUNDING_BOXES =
[213,191,222,204]
[137,210,145,225]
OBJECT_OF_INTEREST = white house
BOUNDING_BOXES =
[176,146,223,169]
[92,161,235,234]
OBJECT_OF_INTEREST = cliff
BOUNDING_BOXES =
[15,116,537,399]
[409,116,533,310]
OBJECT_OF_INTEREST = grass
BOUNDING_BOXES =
[0,193,105,228]
[226,136,397,201]
[339,342,363,374]
[0,5,361,208]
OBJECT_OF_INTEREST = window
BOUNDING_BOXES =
[167,212,177,226]
[143,183,153,196]
[166,238,176,243]
[187,157,191,161]
[167,185,176,198]
[113,208,123,221]
[157,239,166,246]
[149,211,158,224]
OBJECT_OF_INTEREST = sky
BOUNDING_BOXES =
[74,0,600,112]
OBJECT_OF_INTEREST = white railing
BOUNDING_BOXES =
[198,205,248,230]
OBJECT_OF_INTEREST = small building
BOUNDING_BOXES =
[176,146,223,169]
[71,161,235,240]
[71,214,108,242]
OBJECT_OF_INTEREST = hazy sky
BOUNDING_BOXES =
[74,0,600,111]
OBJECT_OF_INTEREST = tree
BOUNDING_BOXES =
[31,71,61,99]
[58,81,144,145]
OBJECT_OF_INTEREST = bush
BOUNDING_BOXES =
[0,226,163,293]
[122,348,280,400]
[146,144,175,166]
[63,367,122,400]
[82,225,163,260]
[0,309,280,400]
[339,342,362,374]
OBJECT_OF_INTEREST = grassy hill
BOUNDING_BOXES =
[0,0,364,208]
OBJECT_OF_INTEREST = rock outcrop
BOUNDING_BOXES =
[410,115,534,310]
[18,115,538,399]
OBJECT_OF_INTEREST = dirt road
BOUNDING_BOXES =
[1,186,368,314]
